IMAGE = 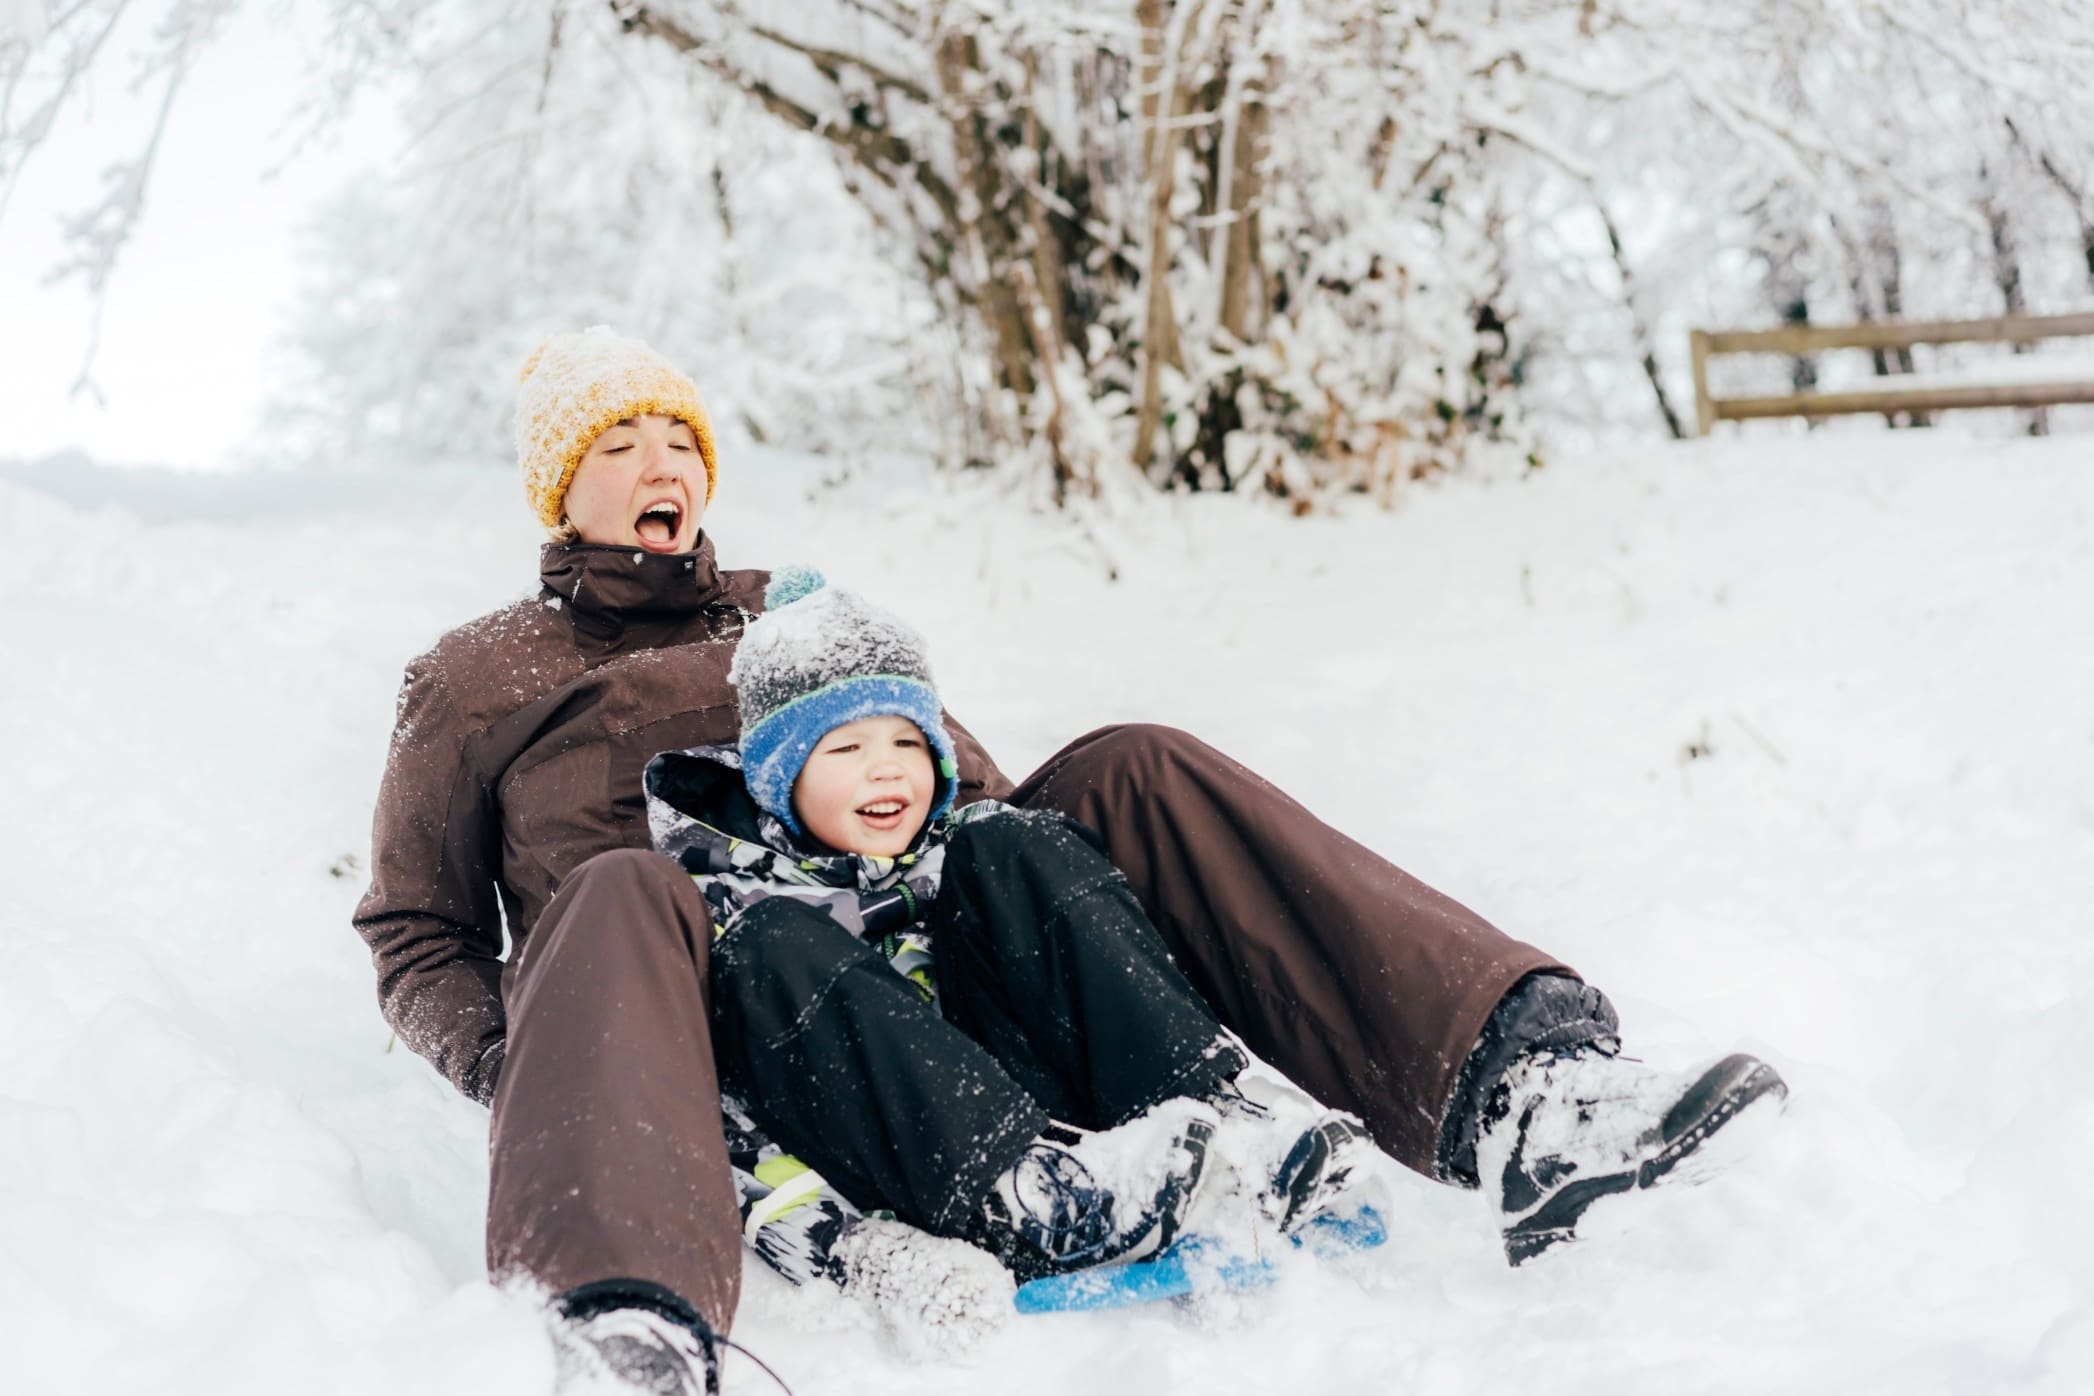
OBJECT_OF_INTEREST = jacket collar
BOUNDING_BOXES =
[538,535,742,645]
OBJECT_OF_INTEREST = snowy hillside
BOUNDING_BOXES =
[1,432,2088,1395]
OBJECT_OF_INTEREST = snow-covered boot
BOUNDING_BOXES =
[1269,1112,1378,1232]
[1210,1066,1379,1233]
[556,1302,719,1396]
[977,1099,1218,1276]
[1477,1048,1788,1265]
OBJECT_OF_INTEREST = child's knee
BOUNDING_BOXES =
[715,898,866,992]
[948,808,1106,874]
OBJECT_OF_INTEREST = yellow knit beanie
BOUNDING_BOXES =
[513,326,718,531]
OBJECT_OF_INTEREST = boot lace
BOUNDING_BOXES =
[1009,1142,1113,1262]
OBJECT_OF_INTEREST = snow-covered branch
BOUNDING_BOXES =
[15,0,2094,497]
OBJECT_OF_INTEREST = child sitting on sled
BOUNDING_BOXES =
[639,566,1374,1330]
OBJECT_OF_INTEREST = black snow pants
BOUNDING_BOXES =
[707,809,1249,1237]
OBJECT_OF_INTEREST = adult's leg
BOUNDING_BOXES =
[930,810,1247,1128]
[487,849,742,1334]
[709,897,1048,1236]
[1007,724,1577,1179]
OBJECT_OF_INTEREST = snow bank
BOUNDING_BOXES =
[0,431,2087,1394]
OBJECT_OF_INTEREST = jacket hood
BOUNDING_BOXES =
[644,744,774,868]
[643,743,958,886]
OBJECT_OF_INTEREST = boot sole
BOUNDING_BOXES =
[1502,1053,1787,1266]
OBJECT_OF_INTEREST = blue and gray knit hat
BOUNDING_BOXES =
[729,565,959,837]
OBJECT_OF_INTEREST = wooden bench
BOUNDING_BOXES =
[1688,311,2094,435]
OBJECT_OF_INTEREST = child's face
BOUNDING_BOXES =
[791,714,936,856]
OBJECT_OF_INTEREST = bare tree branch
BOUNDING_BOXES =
[614,1,958,225]
[740,17,933,107]
[0,0,136,225]
[1595,201,1686,439]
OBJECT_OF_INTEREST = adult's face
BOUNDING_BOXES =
[564,413,705,553]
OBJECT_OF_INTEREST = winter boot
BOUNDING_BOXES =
[976,1098,1218,1277]
[556,1298,719,1396]
[1477,1047,1788,1265]
[1210,1066,1379,1233]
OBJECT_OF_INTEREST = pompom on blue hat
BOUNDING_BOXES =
[764,562,827,610]
[729,566,958,840]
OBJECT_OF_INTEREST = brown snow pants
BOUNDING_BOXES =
[486,724,1569,1332]
[486,849,745,1330]
[1005,725,1571,1173]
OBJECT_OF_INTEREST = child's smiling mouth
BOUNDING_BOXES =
[856,800,909,830]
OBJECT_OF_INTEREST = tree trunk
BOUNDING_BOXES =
[1132,0,1199,476]
[935,32,1037,409]
[1015,52,1080,499]
[1853,211,1928,428]
[2006,118,2094,290]
[1214,4,1268,344]
[1983,192,2049,436]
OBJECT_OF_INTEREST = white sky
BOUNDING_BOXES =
[0,4,396,468]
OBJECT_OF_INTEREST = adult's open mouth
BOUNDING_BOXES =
[635,500,683,551]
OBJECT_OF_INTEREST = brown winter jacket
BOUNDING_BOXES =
[352,539,1012,1104]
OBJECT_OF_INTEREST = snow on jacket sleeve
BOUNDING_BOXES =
[722,1093,862,1286]
[352,659,509,1104]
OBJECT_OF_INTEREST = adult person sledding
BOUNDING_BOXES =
[353,327,1788,1395]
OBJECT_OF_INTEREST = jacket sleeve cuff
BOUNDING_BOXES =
[467,1039,507,1106]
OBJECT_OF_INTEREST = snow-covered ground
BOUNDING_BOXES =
[2,431,2089,1395]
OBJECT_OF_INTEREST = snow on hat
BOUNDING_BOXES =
[513,325,718,532]
[730,564,959,837]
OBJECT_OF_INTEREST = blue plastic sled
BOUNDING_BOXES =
[1013,1207,1387,1314]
